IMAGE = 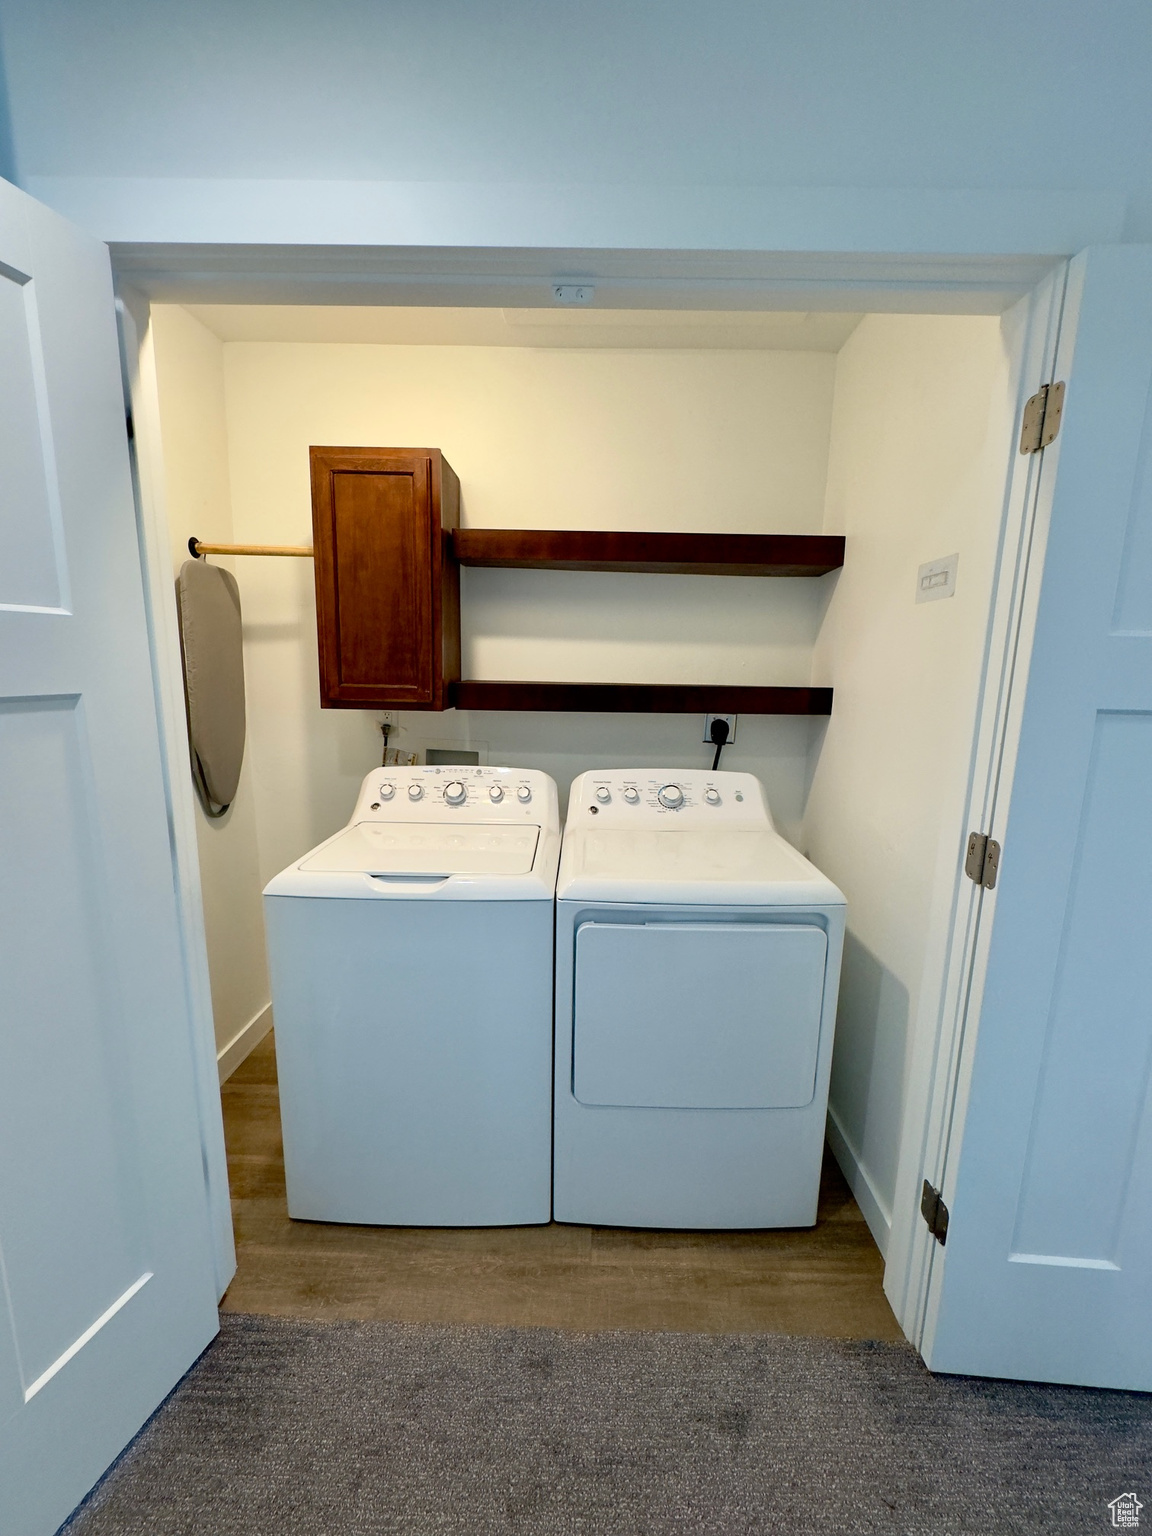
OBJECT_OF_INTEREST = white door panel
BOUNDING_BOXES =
[927,246,1152,1388]
[0,699,148,1390]
[0,181,220,1535]
[0,264,66,610]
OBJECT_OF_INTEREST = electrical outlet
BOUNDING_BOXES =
[377,711,398,730]
[703,714,737,745]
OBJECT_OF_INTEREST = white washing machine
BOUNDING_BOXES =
[263,764,560,1226]
[553,769,845,1229]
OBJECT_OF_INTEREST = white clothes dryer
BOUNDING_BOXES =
[263,764,559,1226]
[554,769,845,1229]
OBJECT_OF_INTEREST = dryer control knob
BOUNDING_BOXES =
[378,783,395,800]
[517,784,533,803]
[408,783,424,801]
[595,786,611,803]
[623,787,640,804]
[443,781,466,805]
[489,784,505,803]
[657,783,684,809]
[704,788,721,805]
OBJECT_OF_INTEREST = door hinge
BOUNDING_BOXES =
[964,832,1000,889]
[921,1180,950,1245]
[1019,380,1065,454]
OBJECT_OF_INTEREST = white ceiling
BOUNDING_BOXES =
[181,305,864,352]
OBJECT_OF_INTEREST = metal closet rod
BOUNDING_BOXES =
[189,537,314,558]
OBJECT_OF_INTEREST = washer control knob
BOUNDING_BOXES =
[378,782,395,800]
[595,786,611,803]
[517,784,533,803]
[704,788,721,805]
[657,783,684,810]
[489,784,505,803]
[408,782,424,801]
[623,787,640,804]
[443,781,466,805]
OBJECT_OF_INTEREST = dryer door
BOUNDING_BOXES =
[572,921,827,1109]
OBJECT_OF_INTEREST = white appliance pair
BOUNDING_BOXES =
[263,764,845,1229]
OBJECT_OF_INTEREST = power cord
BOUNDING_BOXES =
[709,717,730,771]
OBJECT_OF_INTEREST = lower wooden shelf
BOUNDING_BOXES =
[449,682,833,714]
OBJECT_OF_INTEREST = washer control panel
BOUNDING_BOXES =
[350,764,554,825]
[568,769,772,827]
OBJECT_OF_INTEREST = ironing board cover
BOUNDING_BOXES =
[176,557,246,817]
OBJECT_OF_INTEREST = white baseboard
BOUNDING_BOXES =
[826,1103,893,1258]
[216,1003,273,1084]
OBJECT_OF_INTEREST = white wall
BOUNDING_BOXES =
[205,335,836,882]
[150,305,271,1060]
[1,2,1149,243]
[803,314,1015,1249]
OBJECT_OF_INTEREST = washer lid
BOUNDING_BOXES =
[557,828,844,906]
[300,821,541,876]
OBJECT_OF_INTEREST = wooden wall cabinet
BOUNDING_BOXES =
[310,446,460,709]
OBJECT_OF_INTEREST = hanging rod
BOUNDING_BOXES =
[189,537,314,558]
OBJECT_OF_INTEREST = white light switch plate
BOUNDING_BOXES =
[916,553,959,603]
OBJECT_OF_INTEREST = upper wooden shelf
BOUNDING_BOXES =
[451,530,844,577]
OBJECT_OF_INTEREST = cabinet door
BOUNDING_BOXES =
[310,447,458,708]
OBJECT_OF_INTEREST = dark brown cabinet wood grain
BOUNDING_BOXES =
[310,447,460,709]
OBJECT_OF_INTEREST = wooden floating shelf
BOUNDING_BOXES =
[450,682,833,715]
[452,530,844,578]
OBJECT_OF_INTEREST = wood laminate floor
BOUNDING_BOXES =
[220,1033,902,1340]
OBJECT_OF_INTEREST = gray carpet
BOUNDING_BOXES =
[62,1313,1151,1535]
